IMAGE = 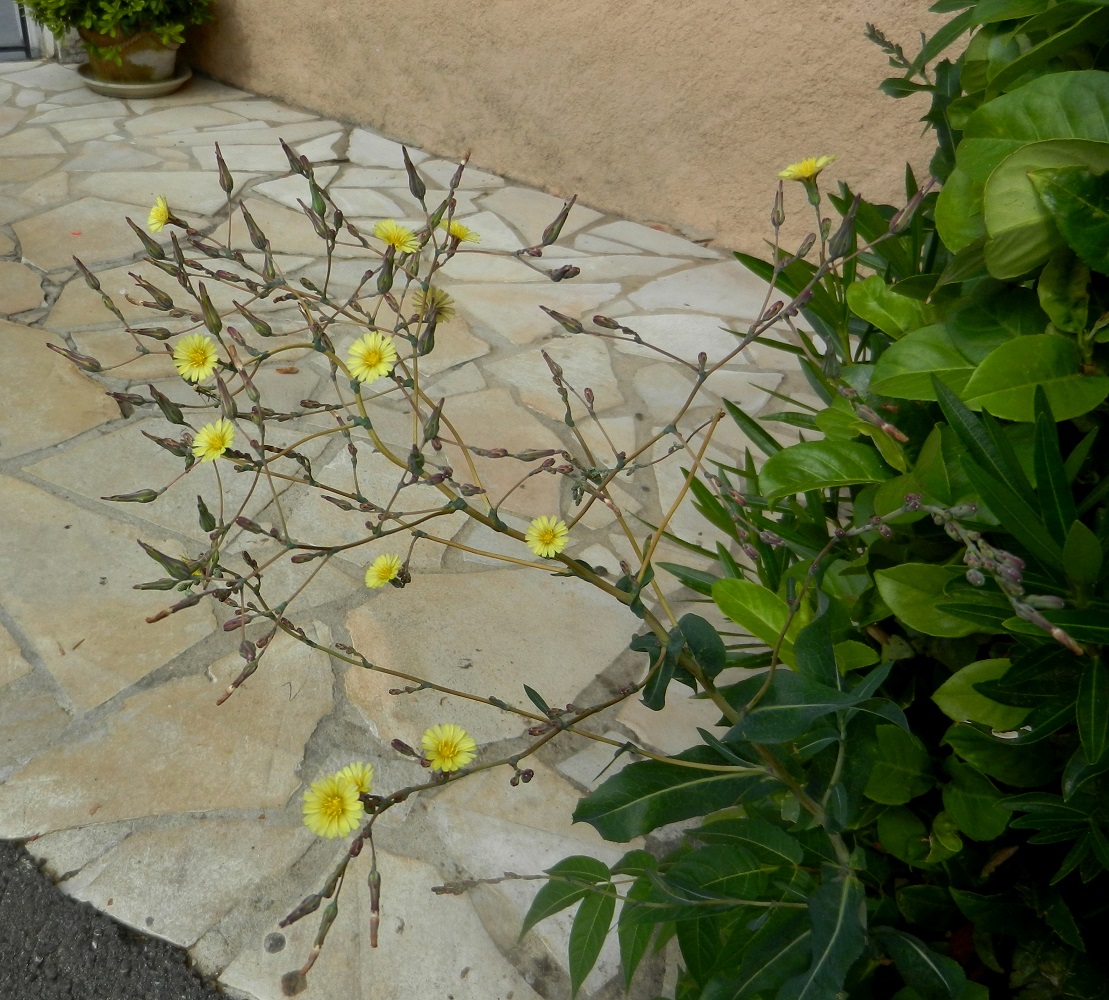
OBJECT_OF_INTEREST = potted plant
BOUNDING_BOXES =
[18,0,216,90]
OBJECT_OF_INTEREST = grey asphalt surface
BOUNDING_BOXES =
[0,840,226,1000]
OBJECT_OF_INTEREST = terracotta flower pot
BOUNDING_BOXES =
[77,27,180,83]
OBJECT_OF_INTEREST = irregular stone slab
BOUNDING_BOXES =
[327,186,404,220]
[634,362,700,415]
[211,198,371,258]
[441,210,524,252]
[167,120,339,151]
[611,312,768,366]
[125,106,247,136]
[65,818,314,947]
[16,170,69,208]
[0,232,14,256]
[0,126,65,156]
[574,234,643,254]
[446,282,620,346]
[629,261,773,320]
[0,475,217,713]
[331,166,409,189]
[73,169,257,216]
[345,567,638,744]
[0,154,63,183]
[0,624,31,690]
[347,127,430,169]
[702,369,783,413]
[0,679,71,776]
[0,624,333,837]
[213,99,316,124]
[481,186,601,244]
[50,117,126,143]
[126,78,251,114]
[13,86,43,108]
[544,253,687,282]
[46,258,191,332]
[29,100,128,124]
[617,682,734,755]
[38,86,105,108]
[14,195,149,270]
[26,821,133,882]
[251,168,341,211]
[557,730,636,792]
[219,848,539,1000]
[65,139,162,172]
[0,260,44,314]
[588,220,720,258]
[295,132,345,162]
[436,250,547,283]
[419,159,504,190]
[488,336,623,419]
[2,63,84,91]
[0,104,25,136]
[0,319,119,459]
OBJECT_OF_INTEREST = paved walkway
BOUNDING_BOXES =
[0,60,806,1000]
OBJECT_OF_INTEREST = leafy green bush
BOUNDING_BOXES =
[17,0,216,46]
[522,3,1109,997]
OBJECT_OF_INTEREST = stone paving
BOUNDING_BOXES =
[0,60,810,1000]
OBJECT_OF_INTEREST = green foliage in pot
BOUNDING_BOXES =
[17,0,216,48]
[522,2,1109,997]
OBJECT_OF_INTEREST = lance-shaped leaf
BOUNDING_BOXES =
[1077,658,1109,766]
[519,855,612,940]
[778,876,866,1000]
[569,880,615,998]
[725,670,862,744]
[759,441,891,499]
[872,926,966,1000]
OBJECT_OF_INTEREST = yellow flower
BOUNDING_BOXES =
[338,761,375,796]
[526,515,569,558]
[147,195,171,232]
[373,219,421,254]
[172,333,219,383]
[421,723,477,773]
[440,218,480,243]
[191,418,235,462]
[413,286,455,322]
[301,772,363,839]
[778,155,837,182]
[347,331,398,383]
[365,554,402,589]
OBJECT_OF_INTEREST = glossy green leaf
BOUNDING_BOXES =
[693,816,804,865]
[942,724,1056,787]
[962,334,1109,421]
[864,726,934,805]
[778,877,866,1000]
[568,882,616,997]
[705,908,811,1000]
[1034,405,1077,546]
[875,564,981,638]
[949,889,1029,935]
[870,324,976,400]
[933,658,1030,730]
[1077,659,1109,765]
[835,640,879,671]
[878,807,930,865]
[942,760,1010,841]
[712,578,803,666]
[679,613,726,679]
[666,846,770,906]
[520,855,610,940]
[873,926,966,1000]
[677,916,721,987]
[1063,519,1103,589]
[1038,249,1091,334]
[722,398,782,457]
[725,670,860,743]
[572,746,773,842]
[759,441,891,500]
[617,876,654,988]
[1031,163,1109,273]
[896,886,958,932]
[846,275,933,338]
[963,460,1064,570]
[933,379,1027,498]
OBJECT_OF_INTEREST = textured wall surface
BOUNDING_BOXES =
[188,1,949,252]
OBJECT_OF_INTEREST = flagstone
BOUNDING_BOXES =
[0,260,44,314]
[543,253,688,282]
[125,105,247,136]
[46,258,190,332]
[0,680,70,775]
[40,86,106,107]
[629,260,774,319]
[73,169,256,215]
[574,233,643,254]
[0,624,333,837]
[481,187,602,245]
[588,220,720,258]
[556,729,636,792]
[174,120,340,152]
[316,184,401,220]
[50,116,126,142]
[702,369,784,412]
[248,168,340,211]
[331,166,410,188]
[211,197,372,258]
[345,566,638,744]
[0,475,217,714]
[611,311,768,366]
[214,99,316,124]
[0,125,65,156]
[0,154,63,183]
[65,139,163,172]
[13,86,43,108]
[443,210,525,252]
[2,63,83,91]
[634,362,700,415]
[0,319,119,458]
[0,232,13,256]
[0,104,24,135]
[346,127,428,169]
[29,99,127,124]
[126,78,251,114]
[17,170,69,207]
[418,159,504,190]
[0,624,30,690]
[445,282,621,346]
[436,250,548,282]
[295,132,346,162]
[488,335,623,419]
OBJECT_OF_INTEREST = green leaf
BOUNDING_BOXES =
[778,877,866,1000]
[933,379,1027,498]
[712,579,804,666]
[942,725,1056,787]
[709,908,811,999]
[864,726,934,805]
[568,881,616,998]
[1038,249,1091,334]
[870,324,976,400]
[963,460,1064,570]
[872,926,966,1000]
[835,640,879,671]
[722,399,782,457]
[878,807,930,865]
[196,494,216,532]
[725,670,860,744]
[942,759,1010,841]
[1077,658,1109,765]
[1031,163,1109,273]
[962,334,1109,422]
[519,856,610,940]
[677,916,722,987]
[758,441,891,500]
[875,564,981,638]
[949,889,1029,936]
[617,876,654,988]
[846,275,933,338]
[896,886,958,932]
[933,658,1030,730]
[572,746,773,842]
[666,845,770,906]
[693,816,804,865]
[679,613,726,679]
[1063,520,1103,590]
[1034,403,1077,546]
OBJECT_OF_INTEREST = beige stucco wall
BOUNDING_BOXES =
[190,1,949,253]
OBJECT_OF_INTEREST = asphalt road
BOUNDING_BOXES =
[0,840,225,1000]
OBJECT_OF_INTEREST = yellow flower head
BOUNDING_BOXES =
[301,772,363,839]
[413,286,455,323]
[191,418,235,462]
[172,332,219,383]
[148,195,171,233]
[526,515,569,559]
[778,155,837,183]
[373,219,421,255]
[347,331,399,383]
[338,761,375,796]
[440,218,480,244]
[421,723,477,772]
[365,553,402,589]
